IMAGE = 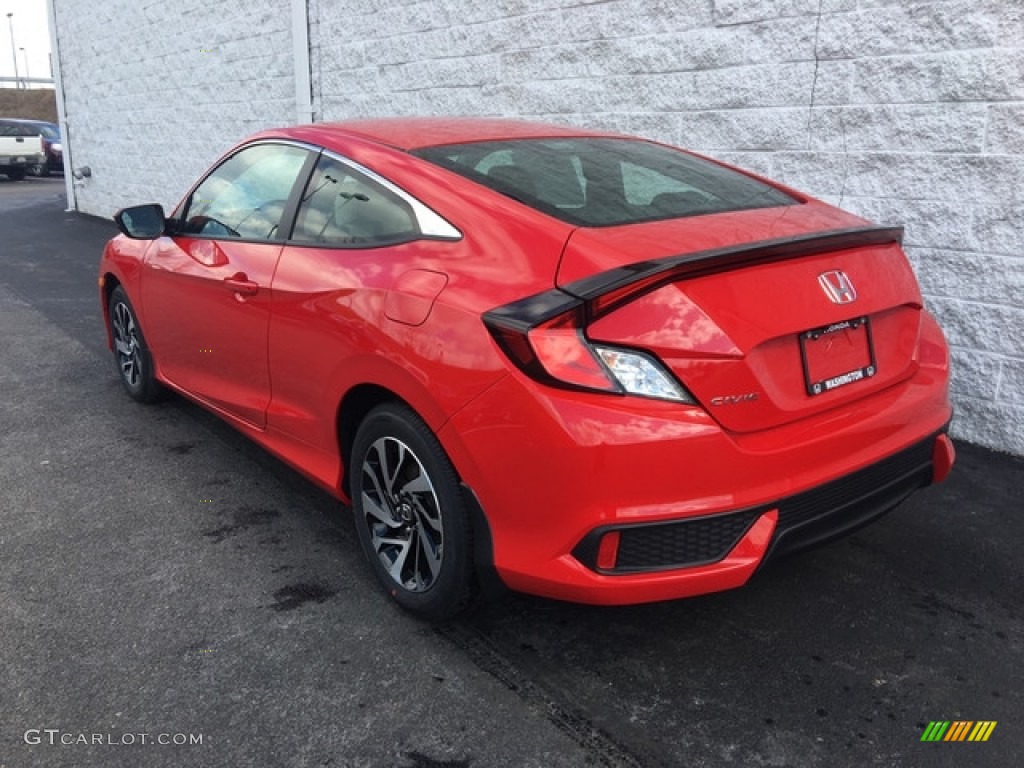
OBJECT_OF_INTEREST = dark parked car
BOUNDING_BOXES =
[0,118,62,176]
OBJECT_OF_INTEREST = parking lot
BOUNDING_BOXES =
[1,176,1020,767]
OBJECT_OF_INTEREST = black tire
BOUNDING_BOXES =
[5,168,26,181]
[108,286,162,403]
[351,403,476,620]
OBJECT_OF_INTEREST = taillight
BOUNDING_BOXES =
[529,323,618,391]
[483,289,695,403]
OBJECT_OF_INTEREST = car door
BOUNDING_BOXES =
[141,141,313,428]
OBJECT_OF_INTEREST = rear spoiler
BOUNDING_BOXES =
[561,225,905,302]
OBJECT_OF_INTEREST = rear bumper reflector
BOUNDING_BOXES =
[596,531,621,570]
[932,433,955,484]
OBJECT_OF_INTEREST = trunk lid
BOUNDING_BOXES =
[560,204,925,433]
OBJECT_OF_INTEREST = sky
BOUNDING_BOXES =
[0,0,52,86]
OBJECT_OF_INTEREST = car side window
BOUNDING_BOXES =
[291,155,418,245]
[180,144,308,241]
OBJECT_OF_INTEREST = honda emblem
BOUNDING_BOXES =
[818,270,857,304]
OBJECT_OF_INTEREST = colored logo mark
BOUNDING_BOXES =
[921,721,997,742]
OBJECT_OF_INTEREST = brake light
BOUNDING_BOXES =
[483,289,695,402]
[528,324,618,391]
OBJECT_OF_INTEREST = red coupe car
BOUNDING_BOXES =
[100,118,954,619]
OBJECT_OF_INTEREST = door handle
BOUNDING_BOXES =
[224,273,259,296]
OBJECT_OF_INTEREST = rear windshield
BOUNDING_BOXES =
[412,137,797,227]
[0,122,37,137]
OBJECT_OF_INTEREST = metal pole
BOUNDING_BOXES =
[46,0,77,210]
[6,13,19,89]
[19,47,28,88]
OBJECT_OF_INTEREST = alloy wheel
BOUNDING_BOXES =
[359,436,444,592]
[111,300,142,388]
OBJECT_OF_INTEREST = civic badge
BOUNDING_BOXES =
[818,270,857,304]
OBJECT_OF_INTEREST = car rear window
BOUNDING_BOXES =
[0,122,36,137]
[412,137,797,227]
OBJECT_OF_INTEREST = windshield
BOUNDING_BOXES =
[413,137,797,227]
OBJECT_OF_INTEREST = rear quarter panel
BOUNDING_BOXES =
[265,188,573,467]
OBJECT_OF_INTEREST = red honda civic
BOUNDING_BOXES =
[99,118,954,619]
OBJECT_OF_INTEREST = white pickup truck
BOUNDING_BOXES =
[0,121,46,182]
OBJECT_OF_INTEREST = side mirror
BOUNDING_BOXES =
[114,204,167,239]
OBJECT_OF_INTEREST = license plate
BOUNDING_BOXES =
[15,156,25,163]
[800,316,876,396]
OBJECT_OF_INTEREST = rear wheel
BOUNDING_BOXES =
[5,168,26,181]
[108,286,162,403]
[351,404,476,620]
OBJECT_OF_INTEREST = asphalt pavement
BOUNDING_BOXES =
[1,176,1021,768]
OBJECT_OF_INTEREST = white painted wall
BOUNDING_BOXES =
[53,0,1024,455]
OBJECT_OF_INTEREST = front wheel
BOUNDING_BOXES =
[108,286,162,403]
[351,404,476,620]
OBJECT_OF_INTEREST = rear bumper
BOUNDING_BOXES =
[439,337,952,605]
[571,430,949,577]
[0,153,45,167]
